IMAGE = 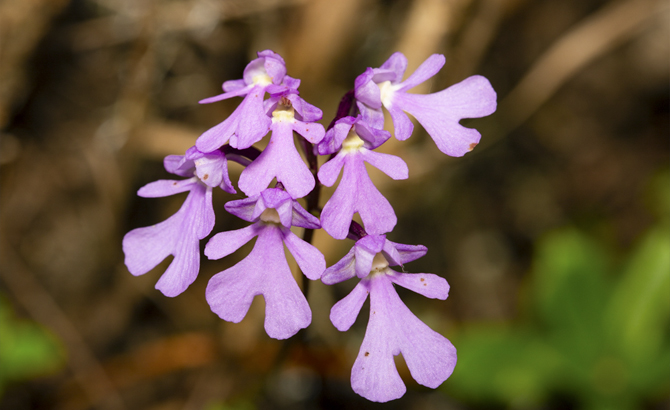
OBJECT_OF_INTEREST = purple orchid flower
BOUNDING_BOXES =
[196,50,287,152]
[238,88,325,199]
[355,52,497,157]
[322,235,456,402]
[122,147,235,297]
[316,116,407,240]
[204,188,326,339]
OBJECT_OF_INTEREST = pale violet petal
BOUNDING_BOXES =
[394,75,497,156]
[387,271,449,300]
[137,178,198,198]
[317,152,346,187]
[397,54,445,92]
[282,228,326,280]
[330,280,369,331]
[292,121,325,144]
[204,224,260,260]
[359,149,408,181]
[206,226,310,340]
[321,246,356,285]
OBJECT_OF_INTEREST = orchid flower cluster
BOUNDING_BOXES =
[123,50,496,402]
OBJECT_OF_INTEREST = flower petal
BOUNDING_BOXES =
[320,154,396,239]
[354,68,382,109]
[375,52,408,84]
[386,105,414,141]
[123,187,211,297]
[317,152,346,187]
[383,240,427,266]
[283,228,326,280]
[351,277,405,402]
[292,121,325,144]
[291,201,321,229]
[351,274,456,401]
[330,280,369,331]
[359,149,408,180]
[238,122,314,199]
[204,224,260,260]
[199,85,252,104]
[387,271,449,300]
[321,246,357,285]
[206,226,310,339]
[137,178,198,198]
[224,195,260,222]
[394,75,497,156]
[396,54,445,92]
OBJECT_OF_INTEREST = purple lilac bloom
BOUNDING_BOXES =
[238,90,325,199]
[316,117,407,240]
[355,52,497,157]
[204,188,326,339]
[323,235,456,402]
[196,50,287,152]
[122,147,234,297]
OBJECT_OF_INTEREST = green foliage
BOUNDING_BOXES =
[0,296,66,394]
[446,174,670,409]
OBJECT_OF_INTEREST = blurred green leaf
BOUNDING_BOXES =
[0,296,65,394]
[446,222,670,409]
[449,326,563,406]
[532,229,610,364]
[604,226,670,390]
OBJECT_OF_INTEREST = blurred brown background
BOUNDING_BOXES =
[0,0,668,409]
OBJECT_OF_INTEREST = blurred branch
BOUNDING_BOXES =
[490,0,667,141]
[287,0,365,83]
[0,239,127,410]
[0,0,70,128]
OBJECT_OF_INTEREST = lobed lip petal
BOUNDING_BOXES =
[317,152,346,187]
[350,275,456,402]
[392,75,497,156]
[282,228,326,280]
[238,122,315,199]
[358,149,408,180]
[123,185,213,297]
[155,227,200,297]
[396,54,445,92]
[232,86,273,149]
[206,226,310,340]
[330,280,370,331]
[386,105,414,141]
[387,270,449,300]
[292,120,325,144]
[320,153,396,239]
[204,224,260,260]
[351,276,405,402]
